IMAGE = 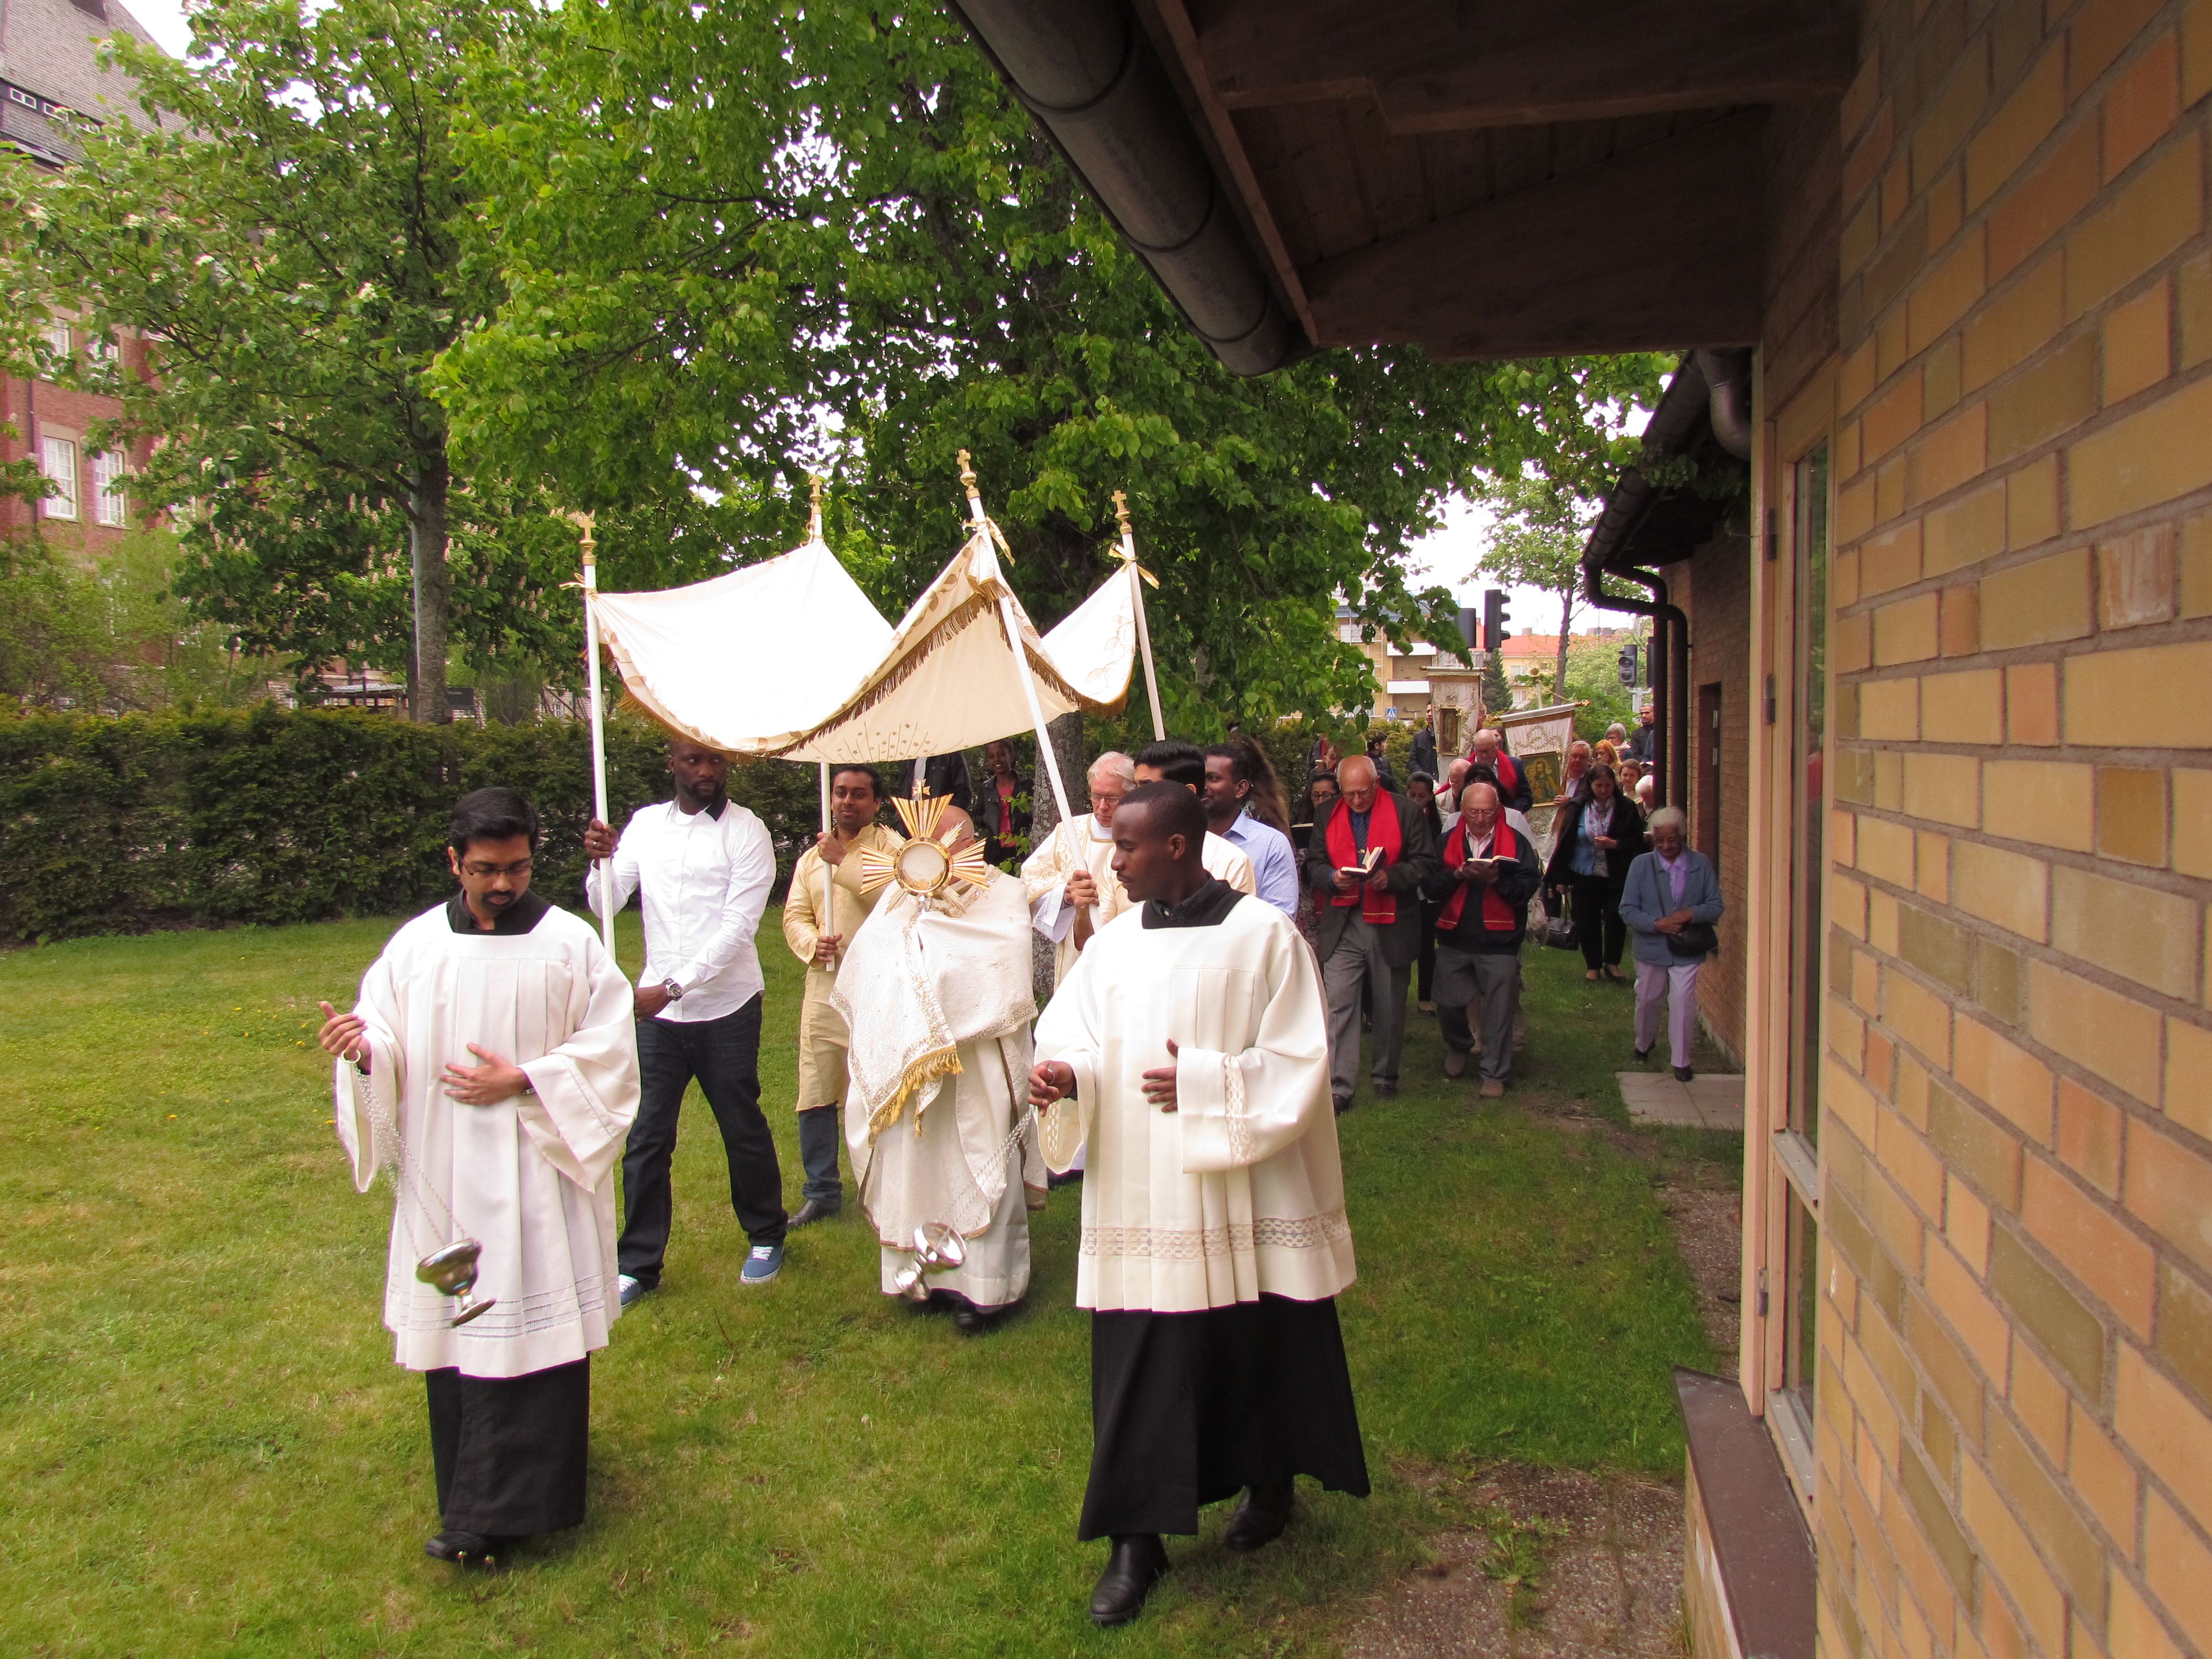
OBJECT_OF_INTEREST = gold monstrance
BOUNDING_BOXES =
[855,792,994,901]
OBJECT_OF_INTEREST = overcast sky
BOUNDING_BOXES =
[108,0,1607,641]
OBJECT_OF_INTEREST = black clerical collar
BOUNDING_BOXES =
[1141,876,1243,929]
[446,887,552,935]
[676,794,728,820]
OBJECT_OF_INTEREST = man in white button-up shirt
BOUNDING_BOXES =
[584,738,786,1295]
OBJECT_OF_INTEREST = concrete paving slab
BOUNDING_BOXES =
[1618,1071,1746,1132]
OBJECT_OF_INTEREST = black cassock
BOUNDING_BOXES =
[1081,1294,1370,1540]
[425,1357,590,1538]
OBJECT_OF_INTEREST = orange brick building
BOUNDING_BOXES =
[1,0,166,554]
[956,0,2212,1653]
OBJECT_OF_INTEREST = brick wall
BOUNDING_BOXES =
[1817,2,2212,1658]
[0,329,154,556]
[1661,537,1756,1062]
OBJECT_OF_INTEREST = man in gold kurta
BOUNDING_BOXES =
[781,764,903,1226]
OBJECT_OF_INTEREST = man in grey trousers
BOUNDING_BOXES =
[1302,754,1439,1110]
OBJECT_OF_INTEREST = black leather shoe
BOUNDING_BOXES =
[1222,1480,1293,1551]
[424,1529,501,1566]
[1633,1047,1652,1063]
[1373,1081,1398,1099]
[1090,1534,1168,1627]
[954,1298,1020,1336]
[788,1198,840,1228]
[1674,1065,1695,1082]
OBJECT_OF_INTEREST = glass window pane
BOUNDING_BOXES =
[92,451,127,527]
[40,437,78,520]
[1788,445,1830,1144]
[1785,1187,1820,1418]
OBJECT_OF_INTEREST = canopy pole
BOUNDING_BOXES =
[1114,490,1165,742]
[818,759,838,964]
[961,451,1073,824]
[809,476,840,963]
[575,514,618,962]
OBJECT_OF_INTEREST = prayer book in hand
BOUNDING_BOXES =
[1336,847,1385,879]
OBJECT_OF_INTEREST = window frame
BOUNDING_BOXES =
[91,449,128,527]
[1742,360,1838,1526]
[40,435,80,521]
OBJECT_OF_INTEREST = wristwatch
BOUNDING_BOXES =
[662,977,685,1002]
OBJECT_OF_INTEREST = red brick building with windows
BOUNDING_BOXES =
[1,0,168,554]
[960,2,2212,1655]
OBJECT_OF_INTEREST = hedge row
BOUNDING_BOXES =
[0,705,1430,941]
[0,707,822,941]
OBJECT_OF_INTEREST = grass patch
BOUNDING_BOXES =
[1,912,1718,1655]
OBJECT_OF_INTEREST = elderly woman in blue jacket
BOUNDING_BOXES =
[1617,806,1725,1081]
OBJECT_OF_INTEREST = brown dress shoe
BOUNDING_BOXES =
[1443,1049,1469,1079]
[1478,1078,1505,1098]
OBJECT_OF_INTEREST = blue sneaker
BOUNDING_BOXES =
[618,1273,650,1309]
[740,1243,783,1286]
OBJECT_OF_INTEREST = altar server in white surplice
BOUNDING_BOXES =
[1023,749,1254,989]
[320,788,640,1569]
[832,806,1044,1334]
[1029,782,1368,1630]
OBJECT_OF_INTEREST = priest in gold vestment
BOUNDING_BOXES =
[832,804,1044,1334]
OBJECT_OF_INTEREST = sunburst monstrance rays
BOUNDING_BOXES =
[856,791,994,899]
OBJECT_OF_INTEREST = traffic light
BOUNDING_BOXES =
[1482,588,1509,652]
[1456,607,1480,654]
[1618,641,1639,686]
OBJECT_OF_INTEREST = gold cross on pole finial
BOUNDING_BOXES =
[957,449,979,502]
[807,473,823,541]
[1108,490,1158,587]
[567,509,597,566]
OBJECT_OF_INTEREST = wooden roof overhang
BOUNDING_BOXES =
[1582,350,1753,585]
[951,0,1857,371]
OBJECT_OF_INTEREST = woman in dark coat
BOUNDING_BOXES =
[1543,764,1646,982]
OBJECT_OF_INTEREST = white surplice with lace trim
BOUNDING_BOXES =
[334,902,640,1377]
[1032,892,1354,1313]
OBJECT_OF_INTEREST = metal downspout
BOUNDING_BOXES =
[1583,556,1683,810]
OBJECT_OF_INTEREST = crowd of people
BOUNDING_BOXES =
[1284,705,1721,1107]
[310,708,1719,1626]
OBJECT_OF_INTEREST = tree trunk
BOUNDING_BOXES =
[409,451,451,724]
[1028,709,1089,1002]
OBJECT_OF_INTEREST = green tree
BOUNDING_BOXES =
[1,0,536,720]
[441,1,1668,733]
[1467,467,1602,700]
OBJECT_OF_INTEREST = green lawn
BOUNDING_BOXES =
[1,912,1727,1657]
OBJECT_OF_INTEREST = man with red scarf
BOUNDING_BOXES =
[1420,782,1542,1097]
[1301,754,1439,1111]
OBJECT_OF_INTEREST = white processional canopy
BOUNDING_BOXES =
[590,533,897,757]
[590,519,1139,765]
[772,526,1135,764]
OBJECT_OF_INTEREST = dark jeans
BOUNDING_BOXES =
[620,997,785,1287]
[1570,875,1629,970]
[1415,899,1442,1002]
[797,1104,843,1208]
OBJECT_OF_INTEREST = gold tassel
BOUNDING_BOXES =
[867,1045,964,1140]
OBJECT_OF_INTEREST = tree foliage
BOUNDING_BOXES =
[0,0,538,717]
[442,0,1669,731]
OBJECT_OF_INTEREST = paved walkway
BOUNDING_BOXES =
[1615,1071,1746,1132]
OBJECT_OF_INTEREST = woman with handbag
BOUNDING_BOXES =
[1544,764,1644,983]
[1618,806,1724,1081]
